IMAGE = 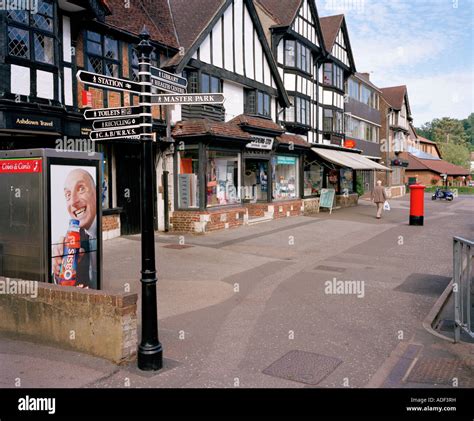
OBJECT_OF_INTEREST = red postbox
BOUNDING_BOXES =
[409,183,426,226]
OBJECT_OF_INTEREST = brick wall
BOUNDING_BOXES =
[102,214,121,241]
[335,193,359,208]
[0,278,138,364]
[171,207,247,233]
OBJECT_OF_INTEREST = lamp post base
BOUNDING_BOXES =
[138,343,163,371]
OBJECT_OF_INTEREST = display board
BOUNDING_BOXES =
[318,188,336,214]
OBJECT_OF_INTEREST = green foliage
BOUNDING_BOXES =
[356,175,364,197]
[437,142,470,169]
[432,118,468,145]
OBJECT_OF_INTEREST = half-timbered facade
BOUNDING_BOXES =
[319,14,356,146]
[256,0,326,145]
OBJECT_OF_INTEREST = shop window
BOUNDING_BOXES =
[178,149,200,208]
[245,89,271,117]
[327,169,339,194]
[340,169,354,195]
[207,151,240,207]
[86,31,119,77]
[7,0,55,64]
[96,144,114,209]
[304,160,323,196]
[272,156,298,200]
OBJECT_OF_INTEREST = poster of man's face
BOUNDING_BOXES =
[50,165,98,289]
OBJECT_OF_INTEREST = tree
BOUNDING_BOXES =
[437,142,470,169]
[462,113,473,149]
[432,117,469,145]
[415,121,435,140]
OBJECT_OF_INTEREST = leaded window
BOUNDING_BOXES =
[7,0,55,65]
[86,31,119,77]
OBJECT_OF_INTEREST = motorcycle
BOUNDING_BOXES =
[432,187,454,201]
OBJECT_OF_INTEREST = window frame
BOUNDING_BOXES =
[85,30,120,78]
[245,89,271,118]
[7,0,56,66]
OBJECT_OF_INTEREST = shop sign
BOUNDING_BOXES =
[246,136,274,150]
[318,188,336,214]
[344,139,356,149]
[277,156,296,165]
[0,158,42,174]
[7,113,60,132]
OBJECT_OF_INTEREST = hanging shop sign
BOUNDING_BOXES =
[246,136,274,150]
[344,139,356,149]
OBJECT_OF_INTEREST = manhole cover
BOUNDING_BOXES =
[406,357,472,386]
[314,265,346,273]
[163,244,193,249]
[394,273,451,296]
[262,350,342,385]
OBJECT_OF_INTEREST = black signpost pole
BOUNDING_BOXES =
[137,27,163,371]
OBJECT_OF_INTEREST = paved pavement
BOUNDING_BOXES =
[1,194,473,388]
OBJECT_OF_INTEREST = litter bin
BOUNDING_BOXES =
[409,183,426,226]
[0,149,102,289]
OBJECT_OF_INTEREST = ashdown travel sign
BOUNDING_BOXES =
[83,105,142,120]
[92,117,140,131]
[151,93,225,105]
[89,126,145,141]
[77,70,141,94]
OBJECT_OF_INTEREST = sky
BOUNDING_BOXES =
[317,0,474,126]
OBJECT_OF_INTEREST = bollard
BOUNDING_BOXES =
[409,183,426,226]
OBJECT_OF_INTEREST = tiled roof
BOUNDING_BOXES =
[172,119,251,140]
[169,0,224,50]
[230,114,285,133]
[319,14,344,51]
[276,133,310,148]
[105,0,179,49]
[256,0,302,26]
[417,135,436,145]
[380,86,407,110]
[401,152,470,176]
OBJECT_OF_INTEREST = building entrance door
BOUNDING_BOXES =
[243,159,270,202]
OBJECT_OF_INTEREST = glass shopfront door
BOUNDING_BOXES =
[243,159,269,202]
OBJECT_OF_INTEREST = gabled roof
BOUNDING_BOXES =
[105,0,179,48]
[400,152,470,176]
[319,14,344,51]
[256,0,302,26]
[380,86,407,110]
[165,0,290,107]
[319,14,356,70]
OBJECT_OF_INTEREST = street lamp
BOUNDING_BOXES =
[136,27,163,371]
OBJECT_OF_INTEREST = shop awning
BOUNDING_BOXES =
[311,148,391,171]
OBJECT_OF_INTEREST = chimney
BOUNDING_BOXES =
[360,72,370,81]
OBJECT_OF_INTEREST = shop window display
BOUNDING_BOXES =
[327,169,339,194]
[207,151,240,206]
[340,169,354,195]
[273,156,298,200]
[304,161,323,196]
[243,160,268,202]
[178,150,199,208]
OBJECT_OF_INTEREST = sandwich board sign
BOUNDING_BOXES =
[318,188,336,214]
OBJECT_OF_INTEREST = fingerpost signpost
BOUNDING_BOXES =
[76,27,226,372]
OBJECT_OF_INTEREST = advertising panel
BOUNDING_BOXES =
[50,164,99,289]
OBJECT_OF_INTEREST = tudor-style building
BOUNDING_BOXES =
[160,0,321,233]
[380,85,413,197]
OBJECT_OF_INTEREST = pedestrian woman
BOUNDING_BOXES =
[372,180,387,219]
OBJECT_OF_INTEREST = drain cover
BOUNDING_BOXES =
[314,265,346,273]
[406,357,472,386]
[163,244,193,249]
[263,350,342,385]
[394,273,451,296]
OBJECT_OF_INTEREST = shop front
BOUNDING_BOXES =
[302,146,390,213]
[170,116,308,233]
